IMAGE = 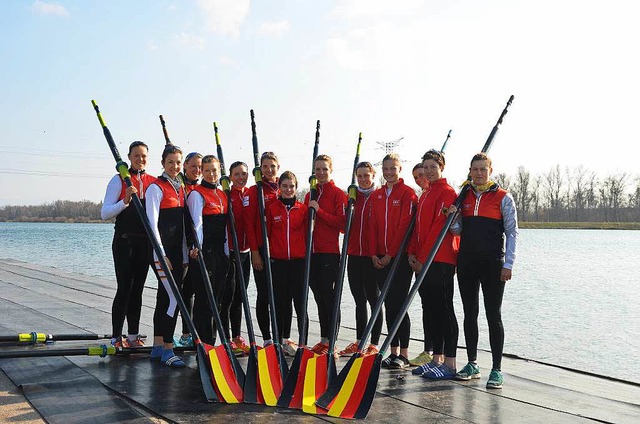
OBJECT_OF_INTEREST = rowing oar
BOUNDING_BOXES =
[158,114,245,403]
[249,110,288,406]
[0,333,146,344]
[277,120,321,410]
[0,345,194,359]
[318,95,515,419]
[300,132,363,414]
[441,129,452,153]
[91,100,218,403]
[214,121,263,403]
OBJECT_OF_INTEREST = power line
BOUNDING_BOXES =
[0,169,112,179]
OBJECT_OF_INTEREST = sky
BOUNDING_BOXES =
[1,0,639,205]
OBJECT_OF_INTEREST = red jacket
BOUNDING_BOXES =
[408,178,459,266]
[228,186,250,252]
[266,199,308,260]
[369,179,417,257]
[347,189,375,257]
[245,181,279,251]
[304,180,347,254]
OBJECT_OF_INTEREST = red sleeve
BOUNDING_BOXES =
[245,186,260,251]
[387,187,417,257]
[368,193,379,256]
[418,187,456,263]
[316,187,347,231]
[304,191,310,205]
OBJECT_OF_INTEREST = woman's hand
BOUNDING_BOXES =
[124,186,138,205]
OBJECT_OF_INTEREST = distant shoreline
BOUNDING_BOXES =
[1,219,638,230]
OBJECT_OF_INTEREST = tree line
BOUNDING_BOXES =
[1,165,639,223]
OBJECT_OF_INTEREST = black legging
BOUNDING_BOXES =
[151,244,184,344]
[111,234,150,337]
[193,246,230,345]
[416,270,435,353]
[229,251,251,338]
[253,246,271,341]
[457,256,505,370]
[423,262,458,357]
[347,255,382,345]
[309,253,340,339]
[271,258,308,343]
[180,259,196,335]
[375,253,412,349]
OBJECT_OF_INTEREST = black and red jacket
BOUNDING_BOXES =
[266,198,308,260]
[245,180,280,251]
[303,180,347,254]
[459,184,508,259]
[228,185,250,252]
[114,170,156,236]
[152,176,185,250]
[347,190,375,257]
[408,178,459,266]
[369,178,417,257]
[192,181,228,250]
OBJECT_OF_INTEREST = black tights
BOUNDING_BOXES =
[347,255,382,345]
[457,256,505,370]
[229,251,251,338]
[271,259,308,343]
[375,253,412,349]
[422,262,458,357]
[309,253,340,339]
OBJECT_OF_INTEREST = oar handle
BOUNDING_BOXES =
[441,130,452,153]
[159,114,172,145]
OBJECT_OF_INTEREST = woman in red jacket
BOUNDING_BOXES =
[370,153,417,369]
[408,149,460,379]
[266,171,309,355]
[338,162,381,356]
[305,154,347,354]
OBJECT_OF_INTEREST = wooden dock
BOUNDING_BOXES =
[1,258,639,423]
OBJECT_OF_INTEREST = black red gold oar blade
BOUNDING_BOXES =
[209,345,244,403]
[301,353,329,414]
[243,345,261,404]
[197,342,220,403]
[325,353,381,419]
[316,353,359,409]
[257,343,284,406]
[277,347,303,408]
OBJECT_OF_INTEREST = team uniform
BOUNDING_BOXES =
[409,178,460,364]
[369,178,417,360]
[451,182,518,383]
[101,169,156,346]
[266,197,309,344]
[304,180,347,349]
[180,177,199,343]
[245,180,279,342]
[187,180,231,345]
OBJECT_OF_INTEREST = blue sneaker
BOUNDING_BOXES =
[412,360,438,375]
[176,334,194,347]
[486,369,503,389]
[150,345,163,361]
[422,363,456,380]
[162,349,186,368]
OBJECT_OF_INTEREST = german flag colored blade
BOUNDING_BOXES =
[278,347,314,409]
[316,352,358,409]
[257,343,284,406]
[243,345,262,404]
[199,342,221,402]
[209,345,244,403]
[324,353,380,419]
[301,353,332,414]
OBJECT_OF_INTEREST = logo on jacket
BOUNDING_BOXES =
[274,215,283,222]
[392,199,401,206]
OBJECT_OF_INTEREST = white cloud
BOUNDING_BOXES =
[198,0,250,37]
[258,20,290,37]
[174,32,205,50]
[331,0,424,19]
[30,0,69,17]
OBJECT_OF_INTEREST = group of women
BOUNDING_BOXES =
[101,140,518,390]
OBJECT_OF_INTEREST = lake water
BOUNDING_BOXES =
[0,222,638,384]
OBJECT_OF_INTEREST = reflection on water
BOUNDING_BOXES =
[1,223,639,383]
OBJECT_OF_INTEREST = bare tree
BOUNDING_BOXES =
[512,166,531,221]
[544,165,564,221]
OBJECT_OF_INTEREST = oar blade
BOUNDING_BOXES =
[243,345,261,404]
[316,353,358,409]
[326,353,380,419]
[257,344,284,406]
[278,347,314,409]
[301,353,330,415]
[197,342,220,403]
[209,345,244,403]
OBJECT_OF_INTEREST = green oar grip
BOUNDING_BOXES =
[253,167,263,184]
[347,184,357,202]
[88,345,116,357]
[18,332,46,343]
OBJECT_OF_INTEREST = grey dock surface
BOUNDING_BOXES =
[0,258,639,423]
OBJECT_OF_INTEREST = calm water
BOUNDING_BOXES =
[0,222,638,383]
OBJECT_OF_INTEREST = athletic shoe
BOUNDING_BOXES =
[128,336,145,348]
[409,351,433,366]
[381,353,398,368]
[112,336,130,349]
[486,369,503,389]
[389,354,410,369]
[364,344,379,356]
[455,362,481,381]
[339,342,359,356]
[178,334,194,347]
[412,360,439,375]
[150,345,163,361]
[263,339,274,347]
[232,336,250,355]
[311,342,329,355]
[422,363,456,380]
[282,340,297,357]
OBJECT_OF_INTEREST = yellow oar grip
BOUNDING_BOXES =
[18,333,46,343]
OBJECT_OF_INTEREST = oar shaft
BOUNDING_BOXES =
[441,130,452,153]
[379,95,514,354]
[159,115,171,145]
[0,333,117,343]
